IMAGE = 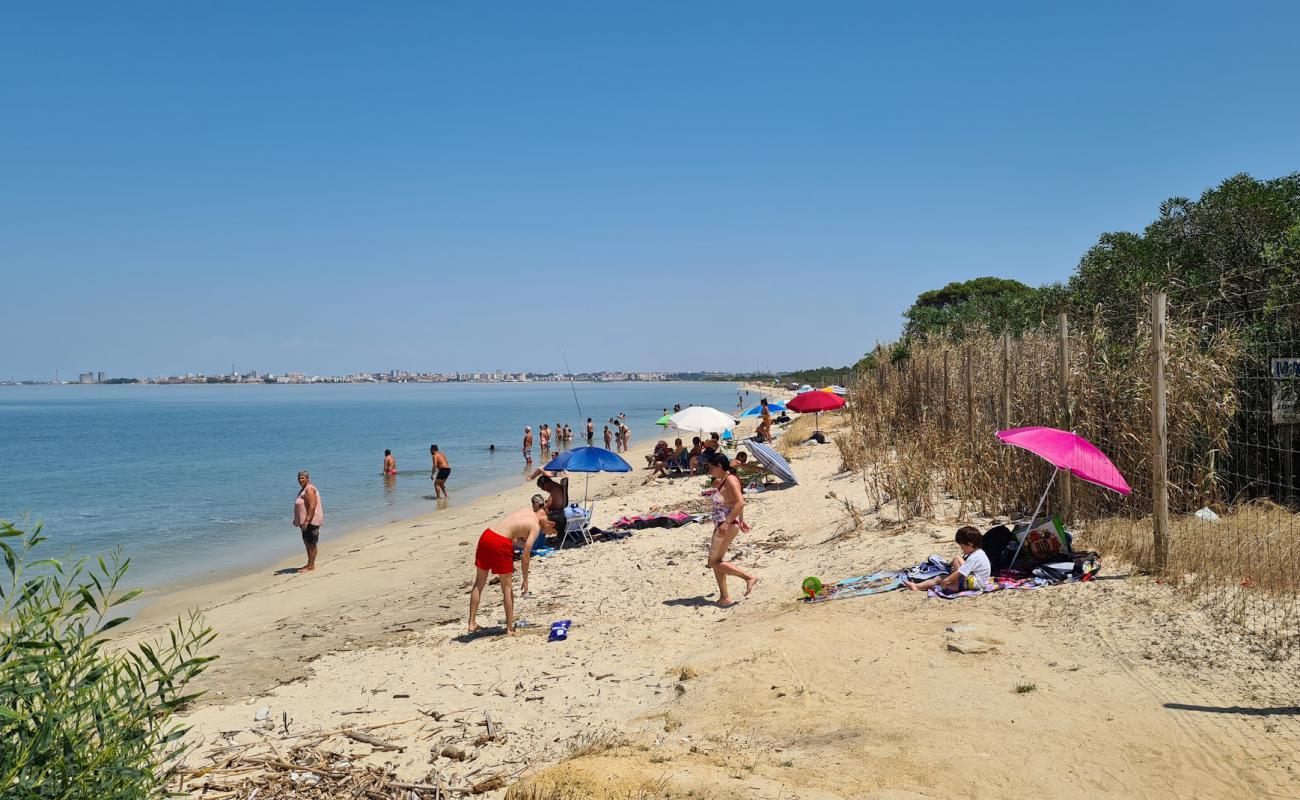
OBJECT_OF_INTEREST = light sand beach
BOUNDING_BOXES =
[133,415,1300,799]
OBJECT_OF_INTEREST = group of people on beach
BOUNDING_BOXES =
[472,406,759,634]
[293,400,762,633]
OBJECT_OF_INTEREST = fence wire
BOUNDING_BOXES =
[840,280,1300,706]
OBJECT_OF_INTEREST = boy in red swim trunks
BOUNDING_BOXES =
[468,500,556,635]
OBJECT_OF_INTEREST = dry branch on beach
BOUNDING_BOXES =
[178,717,520,798]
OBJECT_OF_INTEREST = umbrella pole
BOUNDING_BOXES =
[1009,468,1058,567]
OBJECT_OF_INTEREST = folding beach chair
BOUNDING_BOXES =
[559,501,595,549]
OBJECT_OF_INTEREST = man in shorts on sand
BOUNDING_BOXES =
[468,501,556,634]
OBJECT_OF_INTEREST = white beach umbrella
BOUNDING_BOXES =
[669,406,737,434]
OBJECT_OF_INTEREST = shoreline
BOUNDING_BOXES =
[123,434,671,696]
[128,468,529,613]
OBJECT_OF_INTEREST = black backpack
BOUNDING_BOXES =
[983,525,1016,574]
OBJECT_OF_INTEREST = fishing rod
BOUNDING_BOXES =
[562,354,583,421]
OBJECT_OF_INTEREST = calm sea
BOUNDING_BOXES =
[0,381,747,588]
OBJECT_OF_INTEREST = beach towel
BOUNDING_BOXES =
[612,512,702,530]
[928,575,1049,599]
[802,571,905,603]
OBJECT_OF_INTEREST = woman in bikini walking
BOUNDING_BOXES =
[704,452,759,606]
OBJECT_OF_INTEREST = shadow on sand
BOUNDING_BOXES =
[662,595,728,608]
[1164,703,1300,717]
[453,626,507,643]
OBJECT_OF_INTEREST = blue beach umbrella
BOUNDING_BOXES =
[543,446,633,504]
[740,401,787,418]
[742,440,798,485]
[544,446,632,474]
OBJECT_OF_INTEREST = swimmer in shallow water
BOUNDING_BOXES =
[383,449,396,476]
[431,444,451,498]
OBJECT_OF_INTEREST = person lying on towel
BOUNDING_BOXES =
[905,526,990,593]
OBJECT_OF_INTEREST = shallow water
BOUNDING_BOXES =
[0,381,749,587]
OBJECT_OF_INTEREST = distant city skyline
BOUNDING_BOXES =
[1,366,803,386]
[4,4,1298,381]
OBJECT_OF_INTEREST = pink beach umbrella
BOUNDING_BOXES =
[995,426,1131,565]
[996,426,1131,496]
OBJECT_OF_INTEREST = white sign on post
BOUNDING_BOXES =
[1272,358,1300,425]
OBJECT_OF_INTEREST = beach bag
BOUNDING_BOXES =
[1018,516,1070,562]
[1033,551,1101,583]
[983,525,1016,574]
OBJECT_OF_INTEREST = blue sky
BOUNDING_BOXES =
[3,1,1298,380]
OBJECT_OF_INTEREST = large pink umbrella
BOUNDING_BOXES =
[995,426,1131,565]
[996,426,1131,495]
[787,390,846,433]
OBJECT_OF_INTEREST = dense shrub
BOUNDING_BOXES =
[0,521,216,799]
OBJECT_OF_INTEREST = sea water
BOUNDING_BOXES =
[0,381,750,588]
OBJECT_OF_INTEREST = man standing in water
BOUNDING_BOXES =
[383,449,397,476]
[468,501,556,635]
[586,417,594,445]
[293,471,323,573]
[431,444,451,498]
[522,426,533,464]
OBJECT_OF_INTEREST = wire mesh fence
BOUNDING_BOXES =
[838,276,1300,694]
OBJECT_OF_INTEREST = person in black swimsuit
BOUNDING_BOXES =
[431,444,451,498]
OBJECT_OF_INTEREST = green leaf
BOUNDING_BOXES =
[97,616,131,633]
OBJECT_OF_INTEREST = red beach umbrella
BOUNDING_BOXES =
[787,390,846,414]
[787,390,846,433]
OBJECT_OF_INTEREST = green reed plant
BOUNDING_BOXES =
[0,520,217,799]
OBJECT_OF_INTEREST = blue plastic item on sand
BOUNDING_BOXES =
[548,619,572,642]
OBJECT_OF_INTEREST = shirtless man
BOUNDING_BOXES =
[586,417,594,445]
[522,426,533,463]
[383,449,396,476]
[540,424,551,457]
[431,444,450,498]
[468,502,556,634]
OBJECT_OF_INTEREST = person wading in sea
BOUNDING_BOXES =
[522,426,533,464]
[383,449,396,476]
[468,501,556,635]
[293,470,323,573]
[431,444,451,498]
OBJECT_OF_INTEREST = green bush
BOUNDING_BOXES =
[0,521,217,799]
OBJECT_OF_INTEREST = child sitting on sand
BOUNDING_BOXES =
[905,526,990,593]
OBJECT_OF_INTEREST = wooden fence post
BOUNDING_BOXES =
[1001,331,1012,430]
[965,344,975,457]
[1058,313,1072,522]
[943,350,951,434]
[1151,293,1169,571]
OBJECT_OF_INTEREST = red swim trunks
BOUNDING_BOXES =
[474,528,515,575]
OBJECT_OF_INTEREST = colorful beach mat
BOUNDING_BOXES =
[802,571,905,603]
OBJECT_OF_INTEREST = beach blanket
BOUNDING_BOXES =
[612,512,702,530]
[802,571,905,603]
[928,575,1049,599]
